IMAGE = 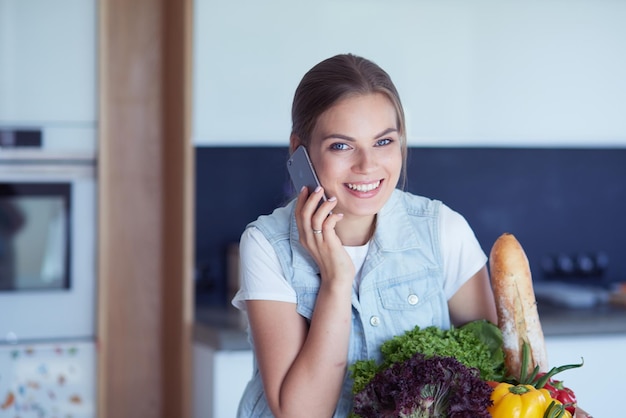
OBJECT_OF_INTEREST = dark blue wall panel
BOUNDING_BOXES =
[195,146,626,306]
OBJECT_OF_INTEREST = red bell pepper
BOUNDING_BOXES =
[538,374,577,414]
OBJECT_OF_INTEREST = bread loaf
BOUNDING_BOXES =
[489,233,549,379]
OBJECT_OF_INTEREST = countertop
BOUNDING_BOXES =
[194,306,251,350]
[194,301,626,351]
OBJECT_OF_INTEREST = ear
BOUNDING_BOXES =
[289,134,302,154]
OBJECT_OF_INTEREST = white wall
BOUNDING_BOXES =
[193,0,626,147]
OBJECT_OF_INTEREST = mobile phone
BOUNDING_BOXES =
[287,145,327,205]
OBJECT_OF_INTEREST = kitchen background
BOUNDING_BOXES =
[2,0,626,417]
[1,0,191,417]
[192,0,626,416]
[1,1,98,416]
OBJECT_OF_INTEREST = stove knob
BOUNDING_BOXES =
[576,254,595,275]
[556,254,575,275]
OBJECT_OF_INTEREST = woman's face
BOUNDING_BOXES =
[306,92,402,220]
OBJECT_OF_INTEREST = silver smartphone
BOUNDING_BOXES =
[287,145,327,205]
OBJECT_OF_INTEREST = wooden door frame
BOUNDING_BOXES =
[98,0,194,416]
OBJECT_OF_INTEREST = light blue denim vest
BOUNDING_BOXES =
[236,189,450,417]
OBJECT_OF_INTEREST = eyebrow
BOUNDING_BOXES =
[321,127,398,142]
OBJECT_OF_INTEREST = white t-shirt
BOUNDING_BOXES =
[232,204,486,311]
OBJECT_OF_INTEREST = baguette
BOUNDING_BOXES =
[489,233,549,379]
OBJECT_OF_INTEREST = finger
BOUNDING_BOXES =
[303,186,326,216]
[321,211,344,236]
[312,195,337,230]
[295,187,326,239]
[294,186,313,238]
[311,228,324,239]
[294,186,309,216]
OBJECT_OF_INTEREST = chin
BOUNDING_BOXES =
[342,199,387,218]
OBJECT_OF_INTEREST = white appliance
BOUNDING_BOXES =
[0,1,98,416]
[0,148,98,418]
[0,341,96,417]
[0,151,96,343]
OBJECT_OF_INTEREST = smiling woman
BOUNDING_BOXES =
[230,53,497,418]
[301,93,402,241]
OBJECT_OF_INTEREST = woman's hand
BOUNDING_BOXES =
[294,186,355,286]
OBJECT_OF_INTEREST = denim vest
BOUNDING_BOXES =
[236,189,449,417]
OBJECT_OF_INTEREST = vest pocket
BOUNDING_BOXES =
[377,272,438,311]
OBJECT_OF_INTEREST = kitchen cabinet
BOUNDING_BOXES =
[545,334,624,417]
[193,343,252,418]
[193,0,626,147]
[0,0,97,151]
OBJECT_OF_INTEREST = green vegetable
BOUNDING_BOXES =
[350,319,505,394]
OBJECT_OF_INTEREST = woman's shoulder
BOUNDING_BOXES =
[247,199,296,241]
[395,190,470,228]
[391,189,443,216]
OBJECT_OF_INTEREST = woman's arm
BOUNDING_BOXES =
[246,186,355,417]
[247,281,351,417]
[439,205,497,326]
[447,265,497,326]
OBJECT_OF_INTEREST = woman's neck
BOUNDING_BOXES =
[335,214,376,246]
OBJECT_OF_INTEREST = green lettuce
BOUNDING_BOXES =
[350,319,505,395]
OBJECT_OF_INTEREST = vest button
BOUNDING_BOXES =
[407,294,419,305]
[369,316,381,327]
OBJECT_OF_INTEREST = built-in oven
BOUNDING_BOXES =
[0,148,96,343]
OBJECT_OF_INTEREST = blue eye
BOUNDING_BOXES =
[376,138,392,146]
[330,143,350,151]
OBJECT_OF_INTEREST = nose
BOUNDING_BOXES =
[353,148,376,173]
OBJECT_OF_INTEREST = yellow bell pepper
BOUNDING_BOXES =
[488,382,553,418]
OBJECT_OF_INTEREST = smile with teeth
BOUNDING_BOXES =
[346,180,381,192]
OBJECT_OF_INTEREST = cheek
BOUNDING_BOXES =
[316,161,342,184]
[384,149,403,174]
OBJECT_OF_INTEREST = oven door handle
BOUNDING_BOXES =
[0,162,95,180]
